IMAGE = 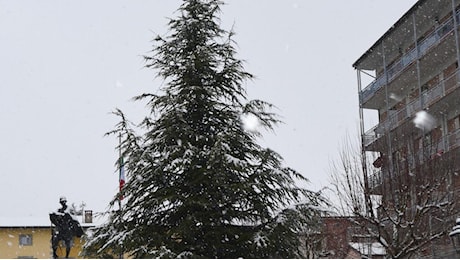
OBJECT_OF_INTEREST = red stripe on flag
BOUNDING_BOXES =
[119,158,126,200]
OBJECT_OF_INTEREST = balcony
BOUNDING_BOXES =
[363,68,460,149]
[408,128,460,170]
[359,11,459,106]
[367,169,382,195]
[367,128,460,191]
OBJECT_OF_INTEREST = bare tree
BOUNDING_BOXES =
[328,133,368,217]
[329,128,459,258]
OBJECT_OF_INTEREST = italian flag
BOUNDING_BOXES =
[119,157,126,200]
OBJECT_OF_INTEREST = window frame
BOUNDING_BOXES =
[18,234,33,246]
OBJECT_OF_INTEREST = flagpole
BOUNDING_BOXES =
[118,133,122,211]
[118,133,123,259]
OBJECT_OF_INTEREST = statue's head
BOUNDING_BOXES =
[59,196,67,204]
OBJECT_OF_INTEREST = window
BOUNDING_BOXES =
[447,116,459,133]
[19,234,33,246]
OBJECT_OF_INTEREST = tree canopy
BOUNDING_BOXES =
[84,0,326,258]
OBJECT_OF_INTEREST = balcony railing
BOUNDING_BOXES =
[408,127,460,169]
[363,68,460,148]
[368,169,382,191]
[359,11,460,105]
[369,128,460,188]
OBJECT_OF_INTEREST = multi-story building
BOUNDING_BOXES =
[354,0,460,258]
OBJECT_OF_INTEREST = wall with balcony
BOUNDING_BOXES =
[367,169,382,195]
[360,10,460,107]
[363,68,460,149]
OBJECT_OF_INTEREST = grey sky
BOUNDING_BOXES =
[0,1,417,217]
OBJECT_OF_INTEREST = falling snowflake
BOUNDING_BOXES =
[240,113,260,132]
[389,92,403,102]
[413,111,436,131]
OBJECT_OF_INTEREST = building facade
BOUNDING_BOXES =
[0,212,95,259]
[354,0,460,258]
[300,216,385,258]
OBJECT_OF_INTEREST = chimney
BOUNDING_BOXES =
[84,210,93,223]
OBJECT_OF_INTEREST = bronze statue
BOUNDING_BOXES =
[49,196,84,258]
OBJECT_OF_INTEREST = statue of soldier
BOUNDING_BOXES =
[50,196,83,258]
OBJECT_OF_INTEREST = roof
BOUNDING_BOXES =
[352,0,425,68]
[0,213,104,228]
[349,242,386,256]
[0,216,53,228]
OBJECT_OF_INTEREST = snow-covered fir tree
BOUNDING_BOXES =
[84,0,326,258]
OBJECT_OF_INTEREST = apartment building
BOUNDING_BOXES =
[354,0,460,258]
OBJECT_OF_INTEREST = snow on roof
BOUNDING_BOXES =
[449,219,460,237]
[0,215,52,228]
[450,227,460,237]
[349,242,386,256]
[0,212,105,228]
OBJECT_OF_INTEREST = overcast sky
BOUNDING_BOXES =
[0,1,417,218]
